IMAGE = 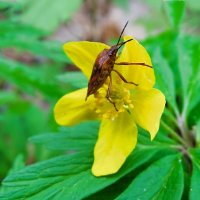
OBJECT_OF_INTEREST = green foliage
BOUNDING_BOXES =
[152,48,177,113]
[163,0,185,29]
[0,57,62,97]
[30,122,99,152]
[1,122,178,199]
[21,0,82,33]
[0,20,68,62]
[57,71,87,89]
[116,155,184,200]
[190,149,200,200]
[1,0,200,199]
[187,0,200,12]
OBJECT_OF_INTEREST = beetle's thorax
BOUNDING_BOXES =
[97,46,118,69]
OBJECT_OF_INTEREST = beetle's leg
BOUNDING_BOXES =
[112,69,138,86]
[106,75,118,111]
[115,62,152,68]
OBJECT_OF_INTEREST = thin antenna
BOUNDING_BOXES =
[116,21,129,45]
[117,38,133,50]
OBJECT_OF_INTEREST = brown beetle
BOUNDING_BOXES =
[85,21,152,110]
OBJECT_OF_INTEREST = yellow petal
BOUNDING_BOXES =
[92,112,137,176]
[63,41,110,79]
[54,88,97,126]
[115,36,155,89]
[131,88,166,140]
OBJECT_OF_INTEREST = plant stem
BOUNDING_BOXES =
[161,120,187,146]
[164,108,178,127]
[177,114,193,147]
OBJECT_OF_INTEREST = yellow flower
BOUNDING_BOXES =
[54,36,166,177]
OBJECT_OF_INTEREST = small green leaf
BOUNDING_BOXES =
[116,154,183,200]
[177,38,193,100]
[185,42,200,118]
[0,154,24,193]
[194,121,200,146]
[21,0,82,33]
[7,154,25,176]
[152,48,178,113]
[189,148,200,200]
[163,0,185,29]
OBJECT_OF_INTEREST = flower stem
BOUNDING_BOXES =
[164,108,178,127]
[161,120,187,146]
[177,114,193,147]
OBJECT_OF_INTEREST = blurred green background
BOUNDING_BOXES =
[0,0,199,182]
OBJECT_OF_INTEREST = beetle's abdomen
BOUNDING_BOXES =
[87,63,110,97]
[86,48,117,99]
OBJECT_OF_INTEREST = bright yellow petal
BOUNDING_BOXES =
[131,88,166,140]
[92,112,137,176]
[115,36,155,89]
[54,88,97,126]
[63,41,110,79]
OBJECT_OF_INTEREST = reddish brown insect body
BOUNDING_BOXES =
[85,21,152,110]
[86,41,130,99]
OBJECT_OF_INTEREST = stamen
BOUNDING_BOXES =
[93,82,133,119]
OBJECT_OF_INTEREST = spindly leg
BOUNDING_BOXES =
[112,69,138,86]
[106,75,118,111]
[115,62,152,68]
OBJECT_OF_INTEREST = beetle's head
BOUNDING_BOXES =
[108,38,133,57]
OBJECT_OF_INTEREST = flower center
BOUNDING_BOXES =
[93,81,133,120]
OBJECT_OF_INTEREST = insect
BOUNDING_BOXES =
[85,21,152,111]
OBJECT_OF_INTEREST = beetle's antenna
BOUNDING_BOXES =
[117,38,133,50]
[116,21,129,46]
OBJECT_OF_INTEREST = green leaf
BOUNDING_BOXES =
[152,48,178,113]
[0,20,68,63]
[185,41,200,118]
[30,122,99,152]
[189,148,200,200]
[116,154,184,200]
[57,71,87,89]
[138,127,176,147]
[176,36,200,115]
[0,91,18,105]
[177,38,193,100]
[0,57,63,97]
[0,103,48,168]
[1,121,175,200]
[194,121,200,145]
[0,147,162,200]
[0,0,24,13]
[0,20,44,39]
[0,1,18,10]
[21,0,82,33]
[0,154,24,193]
[163,0,185,29]
[7,154,25,176]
